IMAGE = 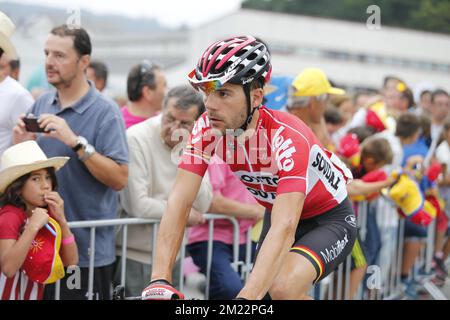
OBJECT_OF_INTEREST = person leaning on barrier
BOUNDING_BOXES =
[0,141,78,300]
[142,35,358,300]
[432,91,450,283]
[12,25,129,300]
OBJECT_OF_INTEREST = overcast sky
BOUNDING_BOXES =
[4,0,244,27]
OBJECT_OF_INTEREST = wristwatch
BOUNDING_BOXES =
[79,143,96,162]
[72,136,88,152]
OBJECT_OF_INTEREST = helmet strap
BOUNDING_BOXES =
[239,83,259,132]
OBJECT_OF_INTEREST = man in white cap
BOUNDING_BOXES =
[0,11,34,156]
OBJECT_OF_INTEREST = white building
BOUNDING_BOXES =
[183,9,450,94]
[10,8,450,97]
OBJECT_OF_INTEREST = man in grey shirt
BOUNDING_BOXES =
[13,25,128,300]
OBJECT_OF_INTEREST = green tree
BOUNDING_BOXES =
[242,0,450,34]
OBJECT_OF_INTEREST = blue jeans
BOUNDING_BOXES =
[187,241,255,300]
[362,203,382,266]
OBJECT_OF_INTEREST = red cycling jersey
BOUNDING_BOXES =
[179,106,353,220]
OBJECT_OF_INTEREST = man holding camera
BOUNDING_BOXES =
[0,11,34,157]
[13,25,129,300]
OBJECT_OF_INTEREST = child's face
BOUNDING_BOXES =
[362,157,383,172]
[21,169,53,209]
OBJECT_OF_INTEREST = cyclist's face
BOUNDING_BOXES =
[203,83,248,134]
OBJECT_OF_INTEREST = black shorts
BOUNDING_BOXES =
[256,198,357,284]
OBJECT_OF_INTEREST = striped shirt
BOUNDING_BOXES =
[0,272,44,300]
[0,205,45,300]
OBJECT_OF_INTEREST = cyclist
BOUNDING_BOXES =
[142,35,357,300]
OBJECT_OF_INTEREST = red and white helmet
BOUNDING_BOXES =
[188,35,272,93]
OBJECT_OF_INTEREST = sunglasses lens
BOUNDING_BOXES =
[187,70,223,94]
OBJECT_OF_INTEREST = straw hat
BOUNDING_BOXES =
[0,141,69,194]
[0,11,17,59]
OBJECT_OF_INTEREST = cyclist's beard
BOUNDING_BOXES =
[225,106,248,136]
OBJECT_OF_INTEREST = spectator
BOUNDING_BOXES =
[122,61,167,128]
[355,138,393,254]
[416,90,432,116]
[287,68,345,149]
[382,75,403,96]
[353,90,374,110]
[0,141,78,300]
[434,114,450,283]
[392,113,429,298]
[430,89,450,141]
[0,11,17,60]
[425,89,450,166]
[0,53,20,81]
[324,106,344,137]
[86,60,108,92]
[385,81,415,115]
[330,94,356,125]
[263,75,294,112]
[116,85,210,297]
[0,12,34,157]
[13,24,129,300]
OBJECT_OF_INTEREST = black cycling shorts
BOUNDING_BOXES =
[256,197,357,284]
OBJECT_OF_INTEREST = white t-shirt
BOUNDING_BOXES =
[431,123,443,142]
[0,76,34,156]
[436,141,450,168]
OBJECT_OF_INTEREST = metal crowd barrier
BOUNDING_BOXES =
[314,197,405,300]
[52,201,444,300]
[54,214,241,300]
[313,196,444,300]
[184,214,241,300]
[54,217,160,300]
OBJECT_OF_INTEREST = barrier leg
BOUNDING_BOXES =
[205,220,215,300]
[337,263,344,300]
[425,220,436,274]
[55,279,60,300]
[344,254,351,300]
[395,220,405,296]
[327,273,334,300]
[120,225,128,287]
[88,227,96,300]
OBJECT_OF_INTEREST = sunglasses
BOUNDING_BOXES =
[187,69,235,94]
[135,60,157,92]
